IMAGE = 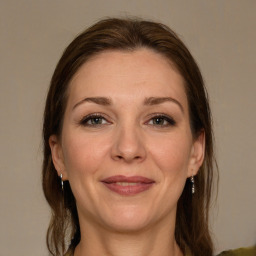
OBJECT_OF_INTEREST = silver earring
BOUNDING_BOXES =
[60,174,64,191]
[190,175,195,194]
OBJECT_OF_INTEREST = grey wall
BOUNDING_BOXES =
[0,1,255,255]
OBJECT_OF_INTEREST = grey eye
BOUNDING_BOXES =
[148,115,176,126]
[80,114,108,126]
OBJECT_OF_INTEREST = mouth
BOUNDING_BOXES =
[101,175,155,196]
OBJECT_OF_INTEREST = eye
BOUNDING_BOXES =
[80,114,110,127]
[147,114,176,127]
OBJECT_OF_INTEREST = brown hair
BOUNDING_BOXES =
[42,17,217,256]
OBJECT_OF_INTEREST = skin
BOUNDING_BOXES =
[49,48,205,256]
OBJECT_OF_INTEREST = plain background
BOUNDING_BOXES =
[0,0,255,255]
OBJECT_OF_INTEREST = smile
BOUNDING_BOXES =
[115,182,140,186]
[101,175,155,196]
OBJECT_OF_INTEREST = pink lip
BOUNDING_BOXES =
[101,175,155,196]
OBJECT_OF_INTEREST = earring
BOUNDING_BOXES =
[190,175,195,194]
[60,174,64,191]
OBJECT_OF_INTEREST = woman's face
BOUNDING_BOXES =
[50,48,204,232]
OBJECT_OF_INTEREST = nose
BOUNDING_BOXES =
[111,123,147,163]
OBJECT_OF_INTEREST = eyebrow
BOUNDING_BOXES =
[73,97,112,110]
[72,96,184,113]
[144,97,184,113]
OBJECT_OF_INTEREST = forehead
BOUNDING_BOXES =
[68,48,188,109]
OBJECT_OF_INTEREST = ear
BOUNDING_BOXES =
[49,135,69,180]
[187,130,205,177]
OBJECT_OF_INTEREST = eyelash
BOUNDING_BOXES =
[79,113,176,127]
[147,114,176,127]
[79,113,109,127]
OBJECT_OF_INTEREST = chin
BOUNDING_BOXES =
[104,218,152,233]
[98,205,157,233]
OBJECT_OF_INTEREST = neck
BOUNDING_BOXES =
[74,216,183,256]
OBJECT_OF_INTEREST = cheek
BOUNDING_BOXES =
[62,132,110,178]
[145,134,193,214]
[61,132,112,207]
[149,134,192,179]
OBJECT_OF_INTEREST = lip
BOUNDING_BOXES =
[101,175,155,196]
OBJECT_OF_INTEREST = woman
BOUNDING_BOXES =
[42,18,253,256]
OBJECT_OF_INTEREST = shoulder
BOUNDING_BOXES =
[217,247,256,256]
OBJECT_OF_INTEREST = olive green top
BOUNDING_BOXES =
[217,247,256,256]
[65,246,256,256]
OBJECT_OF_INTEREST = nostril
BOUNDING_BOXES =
[115,154,141,161]
[111,137,147,162]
